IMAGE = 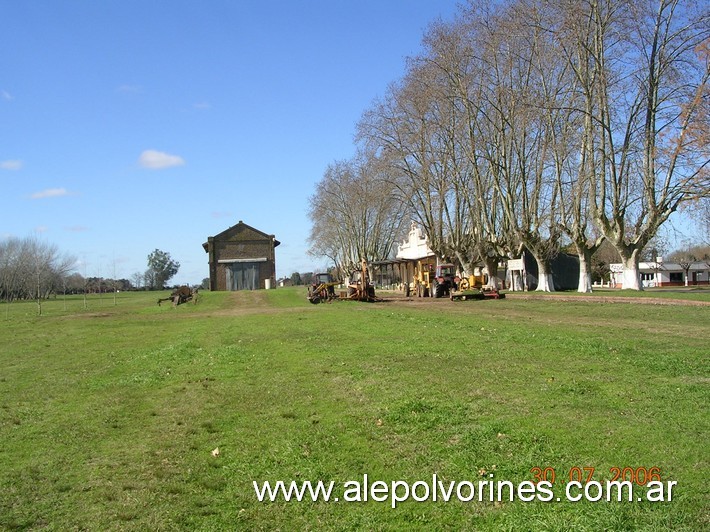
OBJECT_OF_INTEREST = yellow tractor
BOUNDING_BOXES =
[408,257,435,297]
[450,272,504,301]
[457,274,486,291]
[409,260,482,298]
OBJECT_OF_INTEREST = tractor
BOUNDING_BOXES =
[411,261,458,298]
[307,273,340,304]
[449,272,504,301]
[345,260,379,302]
[432,263,458,298]
[307,262,380,304]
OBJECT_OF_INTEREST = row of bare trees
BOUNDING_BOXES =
[1,237,186,316]
[309,0,708,291]
[0,237,76,314]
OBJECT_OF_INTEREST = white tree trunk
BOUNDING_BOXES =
[577,254,593,293]
[484,257,501,289]
[535,257,555,292]
[509,270,524,291]
[621,255,642,290]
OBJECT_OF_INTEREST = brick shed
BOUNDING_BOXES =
[203,221,280,291]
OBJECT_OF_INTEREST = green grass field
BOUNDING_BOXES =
[1,288,708,530]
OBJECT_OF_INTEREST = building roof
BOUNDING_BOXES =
[203,220,280,252]
[610,260,709,273]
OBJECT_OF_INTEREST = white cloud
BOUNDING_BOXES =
[1,90,13,101]
[139,149,185,169]
[31,188,70,199]
[1,160,22,170]
[194,101,211,110]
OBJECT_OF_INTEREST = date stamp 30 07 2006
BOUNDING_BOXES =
[529,466,677,502]
[531,466,665,486]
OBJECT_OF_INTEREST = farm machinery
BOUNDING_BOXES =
[405,258,502,301]
[431,263,457,298]
[307,273,340,304]
[307,261,380,304]
[449,286,504,301]
[158,285,198,306]
[449,276,504,301]
[409,260,486,299]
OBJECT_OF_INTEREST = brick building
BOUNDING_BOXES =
[203,221,280,291]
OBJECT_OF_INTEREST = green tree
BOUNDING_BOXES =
[146,249,179,290]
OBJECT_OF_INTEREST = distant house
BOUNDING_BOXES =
[609,260,710,288]
[203,221,280,291]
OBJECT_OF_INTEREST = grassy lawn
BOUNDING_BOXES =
[1,288,708,530]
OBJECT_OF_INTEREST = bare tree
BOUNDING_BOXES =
[415,16,512,287]
[131,272,144,290]
[557,0,709,289]
[327,0,707,295]
[691,197,710,245]
[0,237,75,315]
[465,0,570,291]
[0,238,26,318]
[358,2,575,291]
[358,41,492,278]
[307,153,407,274]
[358,72,454,267]
[31,238,75,315]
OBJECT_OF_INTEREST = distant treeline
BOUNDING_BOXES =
[0,237,195,303]
[0,237,76,302]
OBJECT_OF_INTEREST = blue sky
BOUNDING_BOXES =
[2,1,699,287]
[1,0,461,285]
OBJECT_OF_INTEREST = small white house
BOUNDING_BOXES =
[609,260,710,288]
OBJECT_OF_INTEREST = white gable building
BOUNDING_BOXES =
[396,221,435,261]
[609,260,709,288]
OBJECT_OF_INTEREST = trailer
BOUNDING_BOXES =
[449,287,505,301]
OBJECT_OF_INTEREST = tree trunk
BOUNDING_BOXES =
[484,256,501,289]
[620,252,642,291]
[534,256,555,292]
[455,252,475,283]
[509,269,524,291]
[577,249,594,293]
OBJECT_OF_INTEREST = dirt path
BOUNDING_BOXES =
[196,289,709,319]
[502,293,710,307]
[205,290,315,317]
[376,290,710,308]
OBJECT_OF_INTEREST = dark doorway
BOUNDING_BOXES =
[226,262,260,290]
